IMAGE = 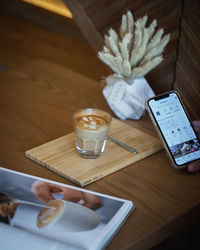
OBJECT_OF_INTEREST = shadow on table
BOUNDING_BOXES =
[151,217,200,250]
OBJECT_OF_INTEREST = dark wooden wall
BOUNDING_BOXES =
[174,0,200,120]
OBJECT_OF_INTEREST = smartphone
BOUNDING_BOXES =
[146,91,200,168]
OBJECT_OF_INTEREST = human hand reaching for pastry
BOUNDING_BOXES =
[31,181,103,210]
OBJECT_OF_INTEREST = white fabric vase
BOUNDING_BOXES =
[103,74,155,120]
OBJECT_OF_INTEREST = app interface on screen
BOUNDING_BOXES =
[149,93,200,165]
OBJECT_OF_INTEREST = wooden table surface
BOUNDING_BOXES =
[0,60,200,250]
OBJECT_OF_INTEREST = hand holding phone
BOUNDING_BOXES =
[146,91,200,169]
[187,121,200,172]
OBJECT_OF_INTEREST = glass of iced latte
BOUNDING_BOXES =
[73,109,112,158]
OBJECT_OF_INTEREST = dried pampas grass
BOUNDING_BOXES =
[98,11,170,82]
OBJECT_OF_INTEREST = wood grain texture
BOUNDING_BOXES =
[0,60,200,250]
[174,0,200,120]
[0,2,199,247]
[0,5,108,82]
[25,118,163,186]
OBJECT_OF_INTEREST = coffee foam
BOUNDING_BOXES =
[74,109,111,129]
[78,115,107,130]
[37,200,64,228]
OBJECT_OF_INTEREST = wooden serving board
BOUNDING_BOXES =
[25,118,163,186]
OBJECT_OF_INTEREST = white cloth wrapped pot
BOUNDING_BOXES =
[103,74,155,120]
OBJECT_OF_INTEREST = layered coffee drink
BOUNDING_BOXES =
[73,109,112,158]
[37,199,100,232]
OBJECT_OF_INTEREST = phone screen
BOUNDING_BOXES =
[148,92,200,166]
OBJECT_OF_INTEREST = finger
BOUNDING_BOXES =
[192,120,200,138]
[81,193,103,210]
[49,184,63,194]
[61,188,82,202]
[35,190,54,203]
[187,162,200,172]
[32,183,55,203]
